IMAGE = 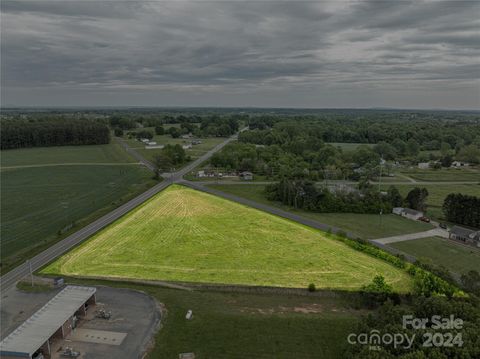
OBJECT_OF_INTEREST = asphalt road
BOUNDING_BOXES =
[0,132,240,291]
[114,137,156,171]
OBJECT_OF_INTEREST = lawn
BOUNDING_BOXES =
[1,144,156,272]
[43,185,413,292]
[381,183,480,219]
[1,143,136,167]
[134,137,226,164]
[390,237,480,275]
[207,184,433,239]
[399,167,480,182]
[67,278,362,359]
[122,128,226,163]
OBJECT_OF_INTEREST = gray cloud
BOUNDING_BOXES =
[1,0,479,109]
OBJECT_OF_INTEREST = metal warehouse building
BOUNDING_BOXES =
[0,285,96,359]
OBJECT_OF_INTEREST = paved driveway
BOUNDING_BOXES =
[372,228,449,244]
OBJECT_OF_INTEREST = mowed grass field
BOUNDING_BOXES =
[390,237,480,275]
[207,184,433,239]
[1,144,155,271]
[43,185,413,291]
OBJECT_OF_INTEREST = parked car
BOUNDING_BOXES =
[439,223,448,229]
[419,216,431,223]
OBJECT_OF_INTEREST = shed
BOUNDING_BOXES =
[239,171,253,181]
[0,286,96,359]
[401,208,423,220]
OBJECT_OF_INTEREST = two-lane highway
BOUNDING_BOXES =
[0,131,243,291]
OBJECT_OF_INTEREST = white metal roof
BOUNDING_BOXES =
[0,285,96,357]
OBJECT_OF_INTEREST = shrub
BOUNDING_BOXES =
[155,126,165,135]
[114,127,124,136]
[308,283,316,292]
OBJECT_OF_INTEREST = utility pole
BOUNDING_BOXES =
[26,260,33,287]
[378,154,383,192]
[378,155,384,227]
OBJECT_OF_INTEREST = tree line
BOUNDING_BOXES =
[264,180,433,216]
[443,194,480,228]
[1,119,110,150]
[265,180,391,214]
[240,117,480,164]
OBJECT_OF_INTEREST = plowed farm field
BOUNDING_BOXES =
[43,185,413,291]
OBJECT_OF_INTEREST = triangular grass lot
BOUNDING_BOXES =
[42,185,413,291]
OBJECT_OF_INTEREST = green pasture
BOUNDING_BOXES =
[390,237,480,275]
[43,185,413,292]
[1,143,135,167]
[1,165,155,269]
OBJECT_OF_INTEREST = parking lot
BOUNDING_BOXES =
[1,285,162,359]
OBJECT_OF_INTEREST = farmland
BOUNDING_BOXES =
[390,237,480,275]
[206,184,433,239]
[0,144,156,272]
[43,185,413,291]
[0,143,137,167]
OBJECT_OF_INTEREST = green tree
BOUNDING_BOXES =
[168,127,180,138]
[457,144,480,164]
[406,138,420,156]
[362,275,393,294]
[153,152,172,179]
[406,187,429,211]
[387,186,403,207]
[440,142,451,156]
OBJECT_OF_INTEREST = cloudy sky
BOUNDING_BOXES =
[1,0,479,109]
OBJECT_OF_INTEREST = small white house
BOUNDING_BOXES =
[402,208,424,220]
[147,141,157,146]
[182,143,192,150]
[392,207,424,220]
[451,161,469,168]
[392,207,404,215]
[140,138,150,144]
[145,144,164,150]
[418,162,430,169]
[239,171,253,181]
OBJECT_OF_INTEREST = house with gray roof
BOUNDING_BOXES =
[449,226,480,247]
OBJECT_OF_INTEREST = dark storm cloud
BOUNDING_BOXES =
[1,0,479,108]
